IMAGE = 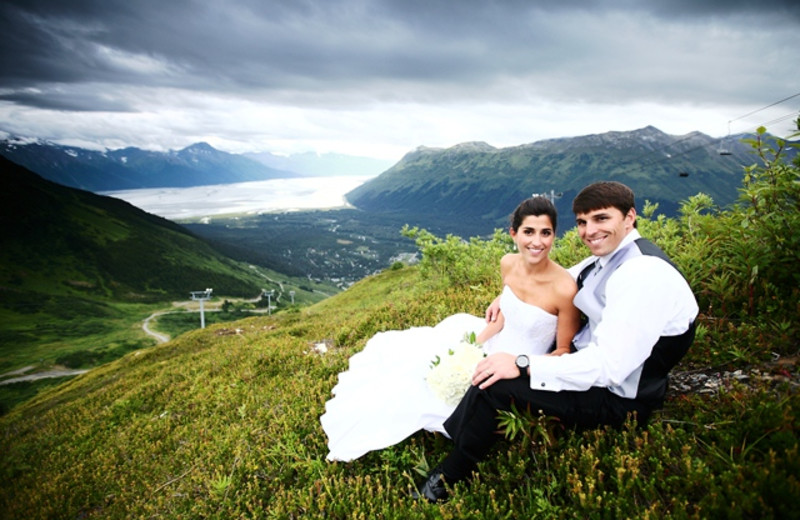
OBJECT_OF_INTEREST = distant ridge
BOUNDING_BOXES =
[0,138,300,191]
[346,126,764,231]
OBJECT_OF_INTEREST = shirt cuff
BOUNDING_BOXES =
[529,356,562,392]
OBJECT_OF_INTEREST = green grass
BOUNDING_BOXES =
[0,265,796,519]
[0,300,162,373]
[0,127,797,518]
[0,377,72,417]
[0,263,338,414]
[0,294,313,414]
[153,308,272,338]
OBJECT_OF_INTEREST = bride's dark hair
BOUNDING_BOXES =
[510,196,558,233]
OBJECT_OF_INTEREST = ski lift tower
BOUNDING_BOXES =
[719,120,733,156]
[190,288,213,328]
[262,289,275,315]
[532,189,563,204]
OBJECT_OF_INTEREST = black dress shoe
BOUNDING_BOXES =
[411,466,449,503]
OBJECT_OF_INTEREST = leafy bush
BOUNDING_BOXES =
[1,122,798,519]
[401,225,513,291]
[687,126,800,321]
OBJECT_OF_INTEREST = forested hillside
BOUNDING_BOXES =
[0,156,274,300]
[0,125,796,518]
[347,126,762,232]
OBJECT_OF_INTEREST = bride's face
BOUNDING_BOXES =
[510,214,554,264]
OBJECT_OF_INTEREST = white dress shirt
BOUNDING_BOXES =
[529,229,699,398]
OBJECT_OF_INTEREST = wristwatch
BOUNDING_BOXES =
[515,355,530,377]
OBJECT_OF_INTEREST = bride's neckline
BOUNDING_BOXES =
[503,285,557,318]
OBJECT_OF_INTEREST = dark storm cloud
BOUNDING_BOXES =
[639,0,800,18]
[2,0,797,111]
[0,0,797,158]
[0,88,134,112]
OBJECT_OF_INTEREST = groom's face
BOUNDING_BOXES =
[575,206,636,257]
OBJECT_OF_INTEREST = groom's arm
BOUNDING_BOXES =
[528,257,696,393]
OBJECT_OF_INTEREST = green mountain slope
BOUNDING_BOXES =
[347,126,756,232]
[0,157,336,384]
[1,156,274,301]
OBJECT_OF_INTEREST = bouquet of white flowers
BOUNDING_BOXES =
[426,332,486,406]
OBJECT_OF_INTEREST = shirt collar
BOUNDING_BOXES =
[596,229,641,270]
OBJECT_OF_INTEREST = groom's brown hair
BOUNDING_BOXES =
[572,181,636,218]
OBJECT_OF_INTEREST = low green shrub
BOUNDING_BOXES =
[1,121,798,518]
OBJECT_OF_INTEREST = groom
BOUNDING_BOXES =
[414,181,699,502]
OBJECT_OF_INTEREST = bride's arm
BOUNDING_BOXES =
[486,254,513,323]
[485,295,502,323]
[477,310,505,344]
[549,276,581,356]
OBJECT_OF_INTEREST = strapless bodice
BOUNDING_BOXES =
[485,285,558,355]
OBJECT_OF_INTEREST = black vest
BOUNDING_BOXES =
[575,238,696,406]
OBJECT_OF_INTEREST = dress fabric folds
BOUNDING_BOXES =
[320,285,559,461]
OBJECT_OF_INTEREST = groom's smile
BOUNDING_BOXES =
[576,206,636,257]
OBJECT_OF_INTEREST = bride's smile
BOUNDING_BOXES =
[511,214,554,266]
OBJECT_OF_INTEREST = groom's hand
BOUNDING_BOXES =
[472,353,519,389]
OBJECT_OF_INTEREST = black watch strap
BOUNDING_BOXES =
[515,355,529,377]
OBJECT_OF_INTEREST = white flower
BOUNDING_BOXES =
[426,334,485,406]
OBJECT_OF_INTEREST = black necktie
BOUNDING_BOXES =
[577,260,598,290]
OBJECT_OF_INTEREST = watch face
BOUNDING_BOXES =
[516,355,529,368]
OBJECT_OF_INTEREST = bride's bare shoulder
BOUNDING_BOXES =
[550,262,578,296]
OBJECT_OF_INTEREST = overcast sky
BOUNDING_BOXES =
[1,0,798,160]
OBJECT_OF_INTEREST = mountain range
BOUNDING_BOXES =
[0,137,396,193]
[346,126,764,231]
[0,139,298,191]
[2,126,775,233]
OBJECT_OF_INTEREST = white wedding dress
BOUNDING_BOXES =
[320,285,559,461]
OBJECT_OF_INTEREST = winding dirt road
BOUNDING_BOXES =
[0,365,89,385]
[143,311,171,343]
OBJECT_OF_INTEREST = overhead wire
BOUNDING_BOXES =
[628,93,800,170]
[758,111,798,129]
[727,92,800,125]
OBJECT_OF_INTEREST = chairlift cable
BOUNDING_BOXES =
[616,95,800,171]
[758,111,798,129]
[728,91,800,124]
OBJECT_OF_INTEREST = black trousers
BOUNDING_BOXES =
[440,379,652,481]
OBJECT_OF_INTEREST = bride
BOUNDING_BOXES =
[320,197,581,462]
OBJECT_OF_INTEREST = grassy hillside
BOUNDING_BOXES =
[0,127,796,518]
[0,157,337,410]
[0,255,796,518]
